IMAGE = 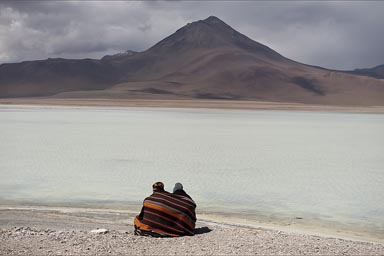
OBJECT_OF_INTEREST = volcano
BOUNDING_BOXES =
[0,16,383,106]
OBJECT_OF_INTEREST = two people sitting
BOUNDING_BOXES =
[134,182,196,237]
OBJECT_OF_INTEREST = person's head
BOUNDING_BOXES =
[173,182,183,193]
[152,181,165,192]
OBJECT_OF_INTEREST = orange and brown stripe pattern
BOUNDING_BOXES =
[134,191,196,237]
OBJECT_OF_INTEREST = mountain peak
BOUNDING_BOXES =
[147,16,282,59]
[146,16,232,53]
[193,16,232,32]
[203,16,226,25]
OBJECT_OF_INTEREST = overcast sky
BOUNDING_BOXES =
[0,1,383,70]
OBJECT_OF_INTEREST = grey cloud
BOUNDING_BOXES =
[0,1,383,70]
[0,1,157,62]
[138,23,152,32]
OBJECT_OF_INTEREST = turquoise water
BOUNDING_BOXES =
[1,105,383,238]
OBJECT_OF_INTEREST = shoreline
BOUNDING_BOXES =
[0,204,382,244]
[1,97,384,114]
[1,206,383,255]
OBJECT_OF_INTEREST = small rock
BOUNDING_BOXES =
[90,228,109,234]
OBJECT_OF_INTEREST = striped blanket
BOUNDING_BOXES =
[134,191,197,237]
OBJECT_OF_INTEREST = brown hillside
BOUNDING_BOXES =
[1,16,383,106]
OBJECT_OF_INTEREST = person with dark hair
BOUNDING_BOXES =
[134,181,196,237]
[173,182,192,199]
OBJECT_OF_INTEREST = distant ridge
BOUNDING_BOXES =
[347,64,384,79]
[0,16,383,106]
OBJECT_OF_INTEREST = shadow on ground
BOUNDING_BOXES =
[194,226,212,235]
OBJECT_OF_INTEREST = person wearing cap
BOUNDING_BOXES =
[152,181,165,192]
[134,181,196,237]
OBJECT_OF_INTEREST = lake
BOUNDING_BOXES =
[1,104,383,240]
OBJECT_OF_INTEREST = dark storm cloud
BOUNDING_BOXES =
[0,1,383,70]
[0,1,160,61]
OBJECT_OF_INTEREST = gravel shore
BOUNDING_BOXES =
[0,208,383,255]
[1,226,384,255]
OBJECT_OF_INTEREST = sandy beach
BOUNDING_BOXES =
[0,207,383,255]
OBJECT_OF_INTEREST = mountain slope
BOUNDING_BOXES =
[0,16,383,106]
[0,58,117,97]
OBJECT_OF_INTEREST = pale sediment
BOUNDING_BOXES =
[1,98,384,113]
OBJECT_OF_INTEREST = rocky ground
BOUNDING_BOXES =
[1,226,384,255]
[0,207,383,255]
